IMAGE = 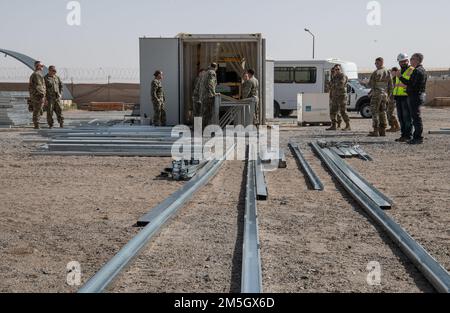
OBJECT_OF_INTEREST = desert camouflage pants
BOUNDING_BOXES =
[153,101,166,126]
[330,95,349,124]
[329,98,342,125]
[202,97,214,128]
[386,98,398,126]
[193,99,202,118]
[31,98,44,128]
[370,92,388,129]
[47,98,64,127]
[253,97,260,126]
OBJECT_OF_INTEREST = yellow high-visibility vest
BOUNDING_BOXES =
[393,66,414,96]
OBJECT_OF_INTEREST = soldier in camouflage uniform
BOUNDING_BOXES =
[242,69,260,125]
[199,63,218,127]
[367,57,393,137]
[151,70,166,126]
[326,67,342,129]
[327,65,350,131]
[44,65,64,128]
[28,61,46,129]
[192,69,206,119]
[385,67,400,132]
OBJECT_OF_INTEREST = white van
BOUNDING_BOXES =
[273,59,371,118]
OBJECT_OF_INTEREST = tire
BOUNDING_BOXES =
[274,101,281,118]
[280,110,293,117]
[360,101,372,118]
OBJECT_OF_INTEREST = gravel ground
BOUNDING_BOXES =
[109,161,245,293]
[0,107,448,293]
[0,131,183,293]
[259,107,449,292]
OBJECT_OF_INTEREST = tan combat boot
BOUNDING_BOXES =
[391,120,400,132]
[326,122,337,131]
[386,119,399,132]
[368,128,379,137]
[342,122,351,131]
[379,127,386,137]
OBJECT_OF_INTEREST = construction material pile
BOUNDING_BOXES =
[0,92,30,126]
[317,140,372,161]
[24,125,190,157]
[161,159,208,181]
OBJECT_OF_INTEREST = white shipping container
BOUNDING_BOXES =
[139,34,267,126]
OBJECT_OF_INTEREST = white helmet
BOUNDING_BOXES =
[397,53,409,62]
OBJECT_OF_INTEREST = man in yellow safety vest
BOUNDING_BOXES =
[393,53,415,142]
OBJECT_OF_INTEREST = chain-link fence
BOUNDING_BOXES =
[0,67,139,84]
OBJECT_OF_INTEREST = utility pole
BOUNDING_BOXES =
[304,28,315,59]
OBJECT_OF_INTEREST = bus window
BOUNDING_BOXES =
[295,67,317,84]
[274,67,294,83]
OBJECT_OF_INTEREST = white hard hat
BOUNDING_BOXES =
[397,53,409,62]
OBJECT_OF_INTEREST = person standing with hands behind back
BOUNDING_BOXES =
[151,70,166,126]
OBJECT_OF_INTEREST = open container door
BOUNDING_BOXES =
[180,34,265,125]
[139,38,181,125]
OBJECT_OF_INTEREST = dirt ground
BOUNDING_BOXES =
[259,107,450,292]
[0,131,183,292]
[109,161,245,293]
[0,107,449,293]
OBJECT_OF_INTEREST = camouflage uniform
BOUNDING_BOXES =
[199,68,217,127]
[386,93,399,128]
[44,73,64,127]
[28,70,46,128]
[242,76,260,125]
[326,78,342,127]
[192,72,206,118]
[151,78,166,126]
[368,67,392,135]
[330,72,350,127]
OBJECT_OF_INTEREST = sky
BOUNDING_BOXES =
[0,0,449,73]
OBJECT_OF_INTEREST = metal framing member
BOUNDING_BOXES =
[241,144,263,293]
[338,147,353,158]
[137,146,233,225]
[346,147,359,157]
[325,148,391,209]
[31,151,173,157]
[429,130,450,135]
[255,154,268,200]
[77,145,234,293]
[330,147,345,158]
[353,146,373,161]
[278,149,287,168]
[288,143,324,191]
[311,142,450,293]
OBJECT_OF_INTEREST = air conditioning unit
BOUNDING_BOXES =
[297,93,331,126]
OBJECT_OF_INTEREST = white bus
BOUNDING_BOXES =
[273,59,372,118]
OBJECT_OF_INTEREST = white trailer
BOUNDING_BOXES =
[273,59,371,118]
[139,34,267,126]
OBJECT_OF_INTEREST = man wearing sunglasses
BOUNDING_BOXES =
[28,61,46,129]
[44,65,64,128]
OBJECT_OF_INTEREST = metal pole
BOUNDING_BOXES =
[305,28,315,59]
